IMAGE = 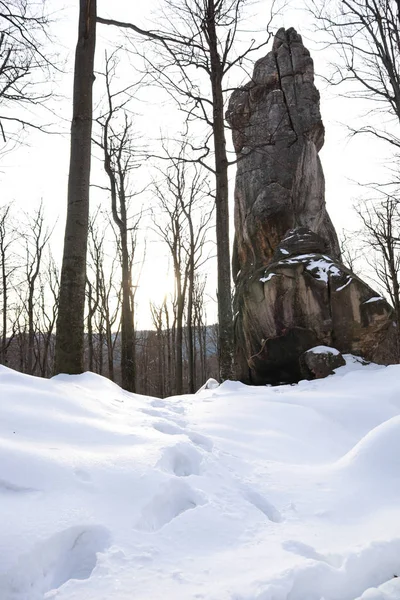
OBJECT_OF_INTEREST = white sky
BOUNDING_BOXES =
[0,0,394,328]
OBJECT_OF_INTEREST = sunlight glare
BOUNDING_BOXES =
[137,265,176,310]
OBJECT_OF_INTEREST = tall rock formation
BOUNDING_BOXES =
[227,27,397,384]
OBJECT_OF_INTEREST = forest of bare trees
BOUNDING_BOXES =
[2,0,400,397]
[0,201,218,395]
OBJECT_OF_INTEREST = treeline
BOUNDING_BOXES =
[1,328,218,398]
[0,201,218,397]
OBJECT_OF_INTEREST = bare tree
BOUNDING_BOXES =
[99,253,121,382]
[97,0,276,381]
[162,297,174,396]
[311,0,400,148]
[180,167,213,393]
[55,0,97,375]
[152,182,188,395]
[150,301,167,397]
[22,202,52,374]
[0,202,59,376]
[192,274,208,387]
[94,52,143,392]
[339,229,361,273]
[356,196,400,347]
[0,203,18,364]
[87,216,104,374]
[86,216,122,381]
[152,143,213,394]
[0,0,54,145]
[36,250,59,377]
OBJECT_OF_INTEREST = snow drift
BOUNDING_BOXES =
[1,356,400,599]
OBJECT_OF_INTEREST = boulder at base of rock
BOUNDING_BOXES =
[300,346,345,380]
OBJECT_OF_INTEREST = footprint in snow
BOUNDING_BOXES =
[243,487,283,523]
[74,469,92,483]
[156,442,203,477]
[135,479,206,531]
[187,431,213,452]
[0,478,38,494]
[151,398,186,414]
[0,525,111,599]
[282,540,343,567]
[153,421,184,435]
[153,421,214,452]
[168,405,185,414]
[151,399,166,408]
[141,408,187,428]
[141,407,166,418]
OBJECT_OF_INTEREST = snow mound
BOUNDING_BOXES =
[0,525,110,600]
[338,415,400,475]
[1,360,400,599]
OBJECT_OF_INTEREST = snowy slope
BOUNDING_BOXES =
[1,357,400,600]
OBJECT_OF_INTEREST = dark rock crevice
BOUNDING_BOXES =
[273,36,299,149]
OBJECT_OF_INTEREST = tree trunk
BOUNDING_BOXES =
[106,323,114,381]
[388,254,400,360]
[186,278,195,392]
[175,271,184,395]
[86,278,95,371]
[120,227,135,391]
[165,302,172,397]
[1,244,7,365]
[98,321,104,375]
[27,291,34,374]
[55,0,97,374]
[103,302,114,381]
[207,0,234,381]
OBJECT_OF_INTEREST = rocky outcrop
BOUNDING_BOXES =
[227,28,397,384]
[226,27,340,279]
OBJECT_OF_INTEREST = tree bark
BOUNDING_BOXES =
[206,0,234,380]
[165,301,172,397]
[86,277,96,372]
[55,0,97,374]
[186,243,195,393]
[0,230,7,365]
[175,267,184,395]
[120,229,135,391]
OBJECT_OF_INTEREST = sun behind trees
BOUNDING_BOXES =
[95,0,277,381]
[151,141,214,394]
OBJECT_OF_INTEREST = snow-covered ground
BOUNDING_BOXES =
[1,356,400,600]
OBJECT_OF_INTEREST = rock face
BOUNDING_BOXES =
[226,27,340,278]
[227,28,397,384]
